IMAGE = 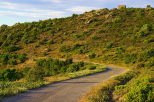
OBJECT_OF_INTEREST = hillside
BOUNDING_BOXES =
[0,8,154,67]
[0,7,154,102]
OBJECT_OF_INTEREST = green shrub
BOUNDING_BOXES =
[124,53,137,64]
[106,42,114,49]
[67,64,80,72]
[146,61,154,68]
[114,71,138,83]
[8,59,17,65]
[145,48,154,58]
[112,17,123,23]
[136,63,145,69]
[115,85,126,90]
[76,61,84,67]
[77,49,84,54]
[88,66,96,70]
[0,54,8,64]
[74,34,82,39]
[89,53,96,59]
[23,37,35,44]
[97,30,105,34]
[34,58,84,76]
[39,39,48,45]
[60,45,71,52]
[22,67,31,77]
[116,47,125,53]
[124,77,153,102]
[0,69,23,81]
[136,24,152,37]
[0,53,27,65]
[26,67,44,82]
[4,45,19,52]
[65,58,73,64]
[141,24,152,32]
[0,24,8,32]
[144,39,154,43]
[73,44,82,50]
[47,40,54,45]
[18,54,27,63]
[136,31,148,37]
[43,52,48,56]
[92,36,100,40]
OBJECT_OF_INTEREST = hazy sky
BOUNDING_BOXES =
[0,0,154,26]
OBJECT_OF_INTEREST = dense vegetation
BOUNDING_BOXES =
[0,53,27,66]
[26,58,86,81]
[0,57,105,97]
[0,7,154,101]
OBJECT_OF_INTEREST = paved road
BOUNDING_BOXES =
[3,65,126,102]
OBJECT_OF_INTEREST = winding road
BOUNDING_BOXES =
[3,65,127,102]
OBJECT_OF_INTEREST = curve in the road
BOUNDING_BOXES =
[3,65,127,102]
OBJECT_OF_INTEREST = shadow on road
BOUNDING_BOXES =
[60,82,99,83]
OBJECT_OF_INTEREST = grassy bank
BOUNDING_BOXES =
[79,69,154,102]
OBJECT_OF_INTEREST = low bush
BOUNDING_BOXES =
[113,70,154,102]
[124,53,137,64]
[136,24,152,38]
[60,45,71,52]
[0,69,23,81]
[76,61,84,67]
[29,58,85,77]
[145,48,154,58]
[0,53,27,65]
[67,64,80,72]
[88,66,96,70]
[106,42,114,49]
[97,30,105,34]
[4,45,19,52]
[124,77,153,102]
[92,36,100,40]
[8,59,17,65]
[26,67,44,82]
[116,47,125,53]
[144,38,154,43]
[89,53,96,59]
[114,71,139,83]
[146,61,154,68]
[65,58,73,64]
[112,17,123,23]
[39,39,47,45]
[18,54,27,63]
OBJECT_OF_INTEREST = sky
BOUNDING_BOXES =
[0,0,154,26]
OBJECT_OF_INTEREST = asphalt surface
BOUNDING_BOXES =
[3,65,126,102]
